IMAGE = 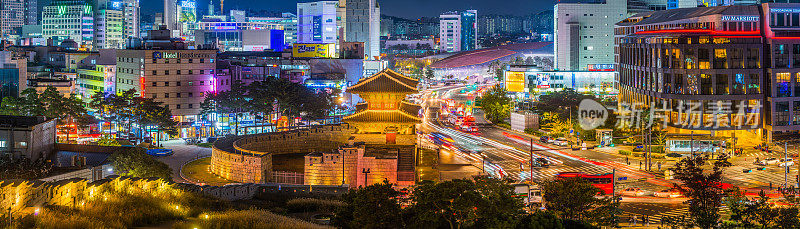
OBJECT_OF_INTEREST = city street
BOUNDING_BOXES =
[419,85,702,224]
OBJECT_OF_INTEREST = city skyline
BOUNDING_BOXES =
[124,0,554,19]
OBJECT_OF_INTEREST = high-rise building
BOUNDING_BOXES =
[0,0,37,37]
[615,3,800,142]
[42,0,95,49]
[164,0,177,32]
[343,0,380,58]
[24,0,37,26]
[439,10,477,53]
[478,14,524,36]
[554,0,626,71]
[122,0,140,39]
[0,0,24,37]
[94,0,125,49]
[248,13,298,46]
[297,1,339,44]
[229,9,245,22]
[177,0,197,39]
[381,15,439,39]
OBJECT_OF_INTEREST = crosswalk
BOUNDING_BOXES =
[621,206,731,225]
[724,164,797,188]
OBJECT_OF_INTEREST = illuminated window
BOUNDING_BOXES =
[778,72,791,97]
[714,49,727,69]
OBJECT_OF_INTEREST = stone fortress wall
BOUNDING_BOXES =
[211,124,354,183]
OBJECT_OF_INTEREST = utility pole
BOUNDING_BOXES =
[341,150,346,186]
[690,131,695,158]
[786,141,789,188]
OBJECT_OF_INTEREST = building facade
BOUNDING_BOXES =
[194,21,284,51]
[248,13,299,47]
[115,49,217,137]
[343,0,380,59]
[554,0,627,71]
[439,10,477,53]
[93,1,124,49]
[297,1,339,45]
[42,0,95,49]
[615,3,800,142]
[122,0,139,39]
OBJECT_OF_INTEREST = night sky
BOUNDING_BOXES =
[48,0,554,19]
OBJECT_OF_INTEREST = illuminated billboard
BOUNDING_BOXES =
[179,0,196,23]
[505,71,526,92]
[292,43,336,58]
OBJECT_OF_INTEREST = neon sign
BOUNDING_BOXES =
[771,8,800,13]
[721,16,759,21]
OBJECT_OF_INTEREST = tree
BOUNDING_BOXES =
[333,181,405,229]
[408,177,526,229]
[0,87,91,142]
[725,188,799,229]
[671,154,732,229]
[533,88,593,115]
[541,177,618,226]
[96,134,121,146]
[481,85,511,124]
[109,147,172,181]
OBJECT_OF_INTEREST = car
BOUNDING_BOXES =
[760,158,780,165]
[754,160,768,166]
[555,138,569,146]
[653,188,683,198]
[540,136,550,143]
[779,158,794,167]
[620,187,646,196]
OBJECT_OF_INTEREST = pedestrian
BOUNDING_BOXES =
[658,161,662,171]
[770,182,773,190]
[632,215,637,226]
[640,161,643,170]
[626,156,629,165]
[645,215,649,226]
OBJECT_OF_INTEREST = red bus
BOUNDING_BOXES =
[556,172,614,195]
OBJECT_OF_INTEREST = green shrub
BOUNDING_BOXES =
[197,143,214,148]
[286,198,345,213]
[524,128,537,136]
[666,152,683,158]
[619,150,631,156]
[652,154,666,159]
[173,209,332,229]
[497,122,511,130]
[632,152,643,157]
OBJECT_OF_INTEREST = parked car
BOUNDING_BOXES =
[540,136,550,143]
[620,187,646,196]
[779,158,794,167]
[653,188,683,198]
